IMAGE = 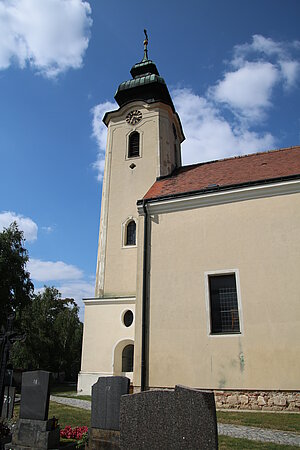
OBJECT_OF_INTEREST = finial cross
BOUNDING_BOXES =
[143,29,149,61]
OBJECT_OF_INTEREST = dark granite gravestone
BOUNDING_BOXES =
[89,376,130,450]
[6,370,60,450]
[91,376,130,431]
[19,370,50,421]
[1,386,16,419]
[120,385,218,449]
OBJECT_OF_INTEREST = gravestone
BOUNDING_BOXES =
[1,386,16,419]
[5,370,60,450]
[92,376,130,430]
[120,385,218,449]
[19,370,50,421]
[89,376,130,450]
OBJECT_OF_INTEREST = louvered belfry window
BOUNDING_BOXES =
[128,131,140,158]
[126,220,136,246]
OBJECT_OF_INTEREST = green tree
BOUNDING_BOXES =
[11,287,83,380]
[0,222,34,328]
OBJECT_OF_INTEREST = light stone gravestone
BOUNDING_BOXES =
[5,370,60,450]
[120,385,218,449]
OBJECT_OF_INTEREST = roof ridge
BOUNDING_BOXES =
[179,145,300,172]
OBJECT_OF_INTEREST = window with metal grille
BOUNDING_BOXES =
[209,274,240,334]
[126,220,136,246]
[128,131,140,158]
[122,344,134,372]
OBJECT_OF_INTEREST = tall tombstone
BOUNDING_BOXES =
[89,376,130,449]
[91,376,130,431]
[120,385,218,449]
[6,370,60,450]
[19,370,50,421]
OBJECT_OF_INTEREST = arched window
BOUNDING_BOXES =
[122,344,134,372]
[128,131,140,158]
[126,220,136,246]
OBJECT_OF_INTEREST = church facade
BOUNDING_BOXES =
[78,37,300,410]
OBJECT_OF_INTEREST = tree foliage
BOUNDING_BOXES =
[0,222,34,327]
[10,287,83,380]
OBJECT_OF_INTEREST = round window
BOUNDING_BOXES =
[123,310,134,327]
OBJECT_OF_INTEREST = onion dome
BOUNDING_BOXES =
[114,30,174,111]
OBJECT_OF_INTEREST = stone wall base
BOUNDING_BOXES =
[133,386,300,412]
[214,390,300,412]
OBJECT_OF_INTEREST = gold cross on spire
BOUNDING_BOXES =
[143,29,149,61]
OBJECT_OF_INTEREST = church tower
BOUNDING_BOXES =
[78,32,184,394]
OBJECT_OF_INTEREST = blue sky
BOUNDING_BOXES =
[0,0,299,320]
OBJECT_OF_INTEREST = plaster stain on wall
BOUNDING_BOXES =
[230,359,237,368]
[239,352,245,372]
[218,377,226,389]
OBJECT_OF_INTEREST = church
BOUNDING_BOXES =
[78,34,300,410]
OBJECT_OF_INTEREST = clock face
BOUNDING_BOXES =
[126,110,142,125]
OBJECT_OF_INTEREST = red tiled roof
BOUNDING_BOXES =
[143,146,300,200]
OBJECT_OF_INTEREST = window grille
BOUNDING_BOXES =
[126,220,136,246]
[122,344,134,372]
[128,131,140,158]
[209,274,240,334]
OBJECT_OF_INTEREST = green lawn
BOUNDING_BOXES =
[13,403,91,429]
[49,403,91,429]
[217,411,300,434]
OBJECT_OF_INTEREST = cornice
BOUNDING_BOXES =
[137,179,300,215]
[83,296,136,306]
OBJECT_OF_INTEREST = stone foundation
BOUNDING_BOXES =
[214,390,300,412]
[134,387,300,412]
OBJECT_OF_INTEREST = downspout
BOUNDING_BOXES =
[141,199,148,391]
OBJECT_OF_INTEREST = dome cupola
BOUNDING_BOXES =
[114,30,174,110]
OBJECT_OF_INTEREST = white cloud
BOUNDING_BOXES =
[173,88,275,165]
[212,62,279,121]
[28,258,83,281]
[0,0,92,78]
[91,101,117,181]
[279,60,300,90]
[211,35,300,121]
[0,211,38,241]
[232,34,300,66]
[233,35,285,65]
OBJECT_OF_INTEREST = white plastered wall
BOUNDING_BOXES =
[134,189,300,391]
[78,299,135,394]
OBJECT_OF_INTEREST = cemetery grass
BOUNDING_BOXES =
[219,436,298,449]
[217,411,300,433]
[13,403,91,429]
[49,402,91,428]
